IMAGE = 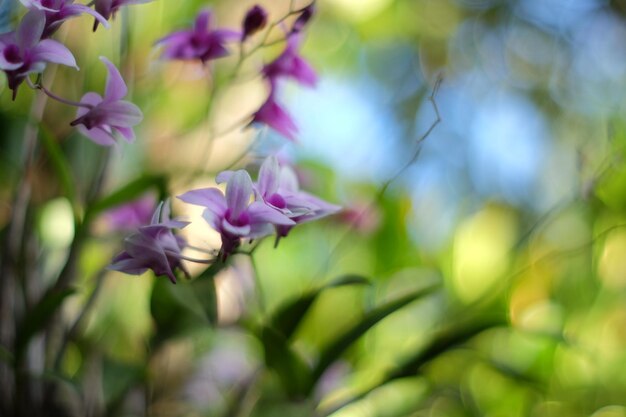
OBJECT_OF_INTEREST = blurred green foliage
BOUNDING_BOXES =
[3,0,626,416]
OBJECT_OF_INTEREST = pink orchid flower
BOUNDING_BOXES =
[178,170,294,259]
[19,0,109,37]
[109,201,190,284]
[156,9,239,64]
[0,9,78,99]
[70,56,143,146]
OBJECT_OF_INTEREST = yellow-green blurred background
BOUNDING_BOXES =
[4,0,626,416]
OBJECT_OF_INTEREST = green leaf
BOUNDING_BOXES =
[15,288,76,362]
[319,312,505,416]
[260,325,311,398]
[311,283,439,385]
[150,263,226,345]
[270,274,371,340]
[150,278,206,345]
[191,278,218,326]
[86,174,167,219]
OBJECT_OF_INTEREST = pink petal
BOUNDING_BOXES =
[194,9,212,33]
[100,56,127,101]
[258,156,280,196]
[66,4,110,29]
[32,39,78,69]
[221,219,251,237]
[277,166,300,192]
[77,125,116,146]
[99,100,143,126]
[115,126,135,142]
[177,188,227,214]
[17,10,45,49]
[215,170,234,184]
[226,170,253,220]
[248,201,295,226]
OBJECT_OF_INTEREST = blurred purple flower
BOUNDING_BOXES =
[70,56,142,146]
[178,170,294,259]
[105,195,155,230]
[241,4,267,41]
[109,201,189,284]
[262,33,317,87]
[19,0,109,37]
[251,84,298,141]
[0,9,78,99]
[156,9,239,64]
[93,0,152,31]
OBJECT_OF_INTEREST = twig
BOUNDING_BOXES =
[319,74,443,276]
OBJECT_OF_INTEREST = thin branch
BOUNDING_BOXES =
[319,74,444,275]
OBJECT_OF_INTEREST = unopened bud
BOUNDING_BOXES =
[242,5,268,41]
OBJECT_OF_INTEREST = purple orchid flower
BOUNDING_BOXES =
[109,201,190,284]
[70,56,143,146]
[93,0,152,31]
[216,157,341,242]
[19,0,109,37]
[262,33,317,87]
[156,9,239,64]
[0,9,78,99]
[256,156,341,239]
[241,4,267,41]
[251,83,298,141]
[178,170,294,259]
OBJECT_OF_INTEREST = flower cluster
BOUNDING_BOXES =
[252,4,317,141]
[155,3,316,141]
[5,1,338,284]
[70,56,143,145]
[1,0,145,144]
[179,156,339,260]
[0,9,78,99]
[109,201,190,284]
[105,2,339,282]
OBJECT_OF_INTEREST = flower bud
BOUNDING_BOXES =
[242,5,267,41]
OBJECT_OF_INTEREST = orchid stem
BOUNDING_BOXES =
[26,77,93,109]
[164,250,214,265]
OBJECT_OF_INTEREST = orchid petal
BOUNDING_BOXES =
[202,208,222,231]
[76,125,116,146]
[17,10,45,49]
[178,188,227,214]
[194,9,212,33]
[115,126,135,142]
[258,156,280,196]
[222,219,251,236]
[98,100,143,126]
[248,201,295,226]
[215,170,234,184]
[100,56,127,101]
[278,166,300,192]
[226,170,253,220]
[19,0,59,12]
[65,4,110,28]
[151,201,164,224]
[32,39,78,69]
